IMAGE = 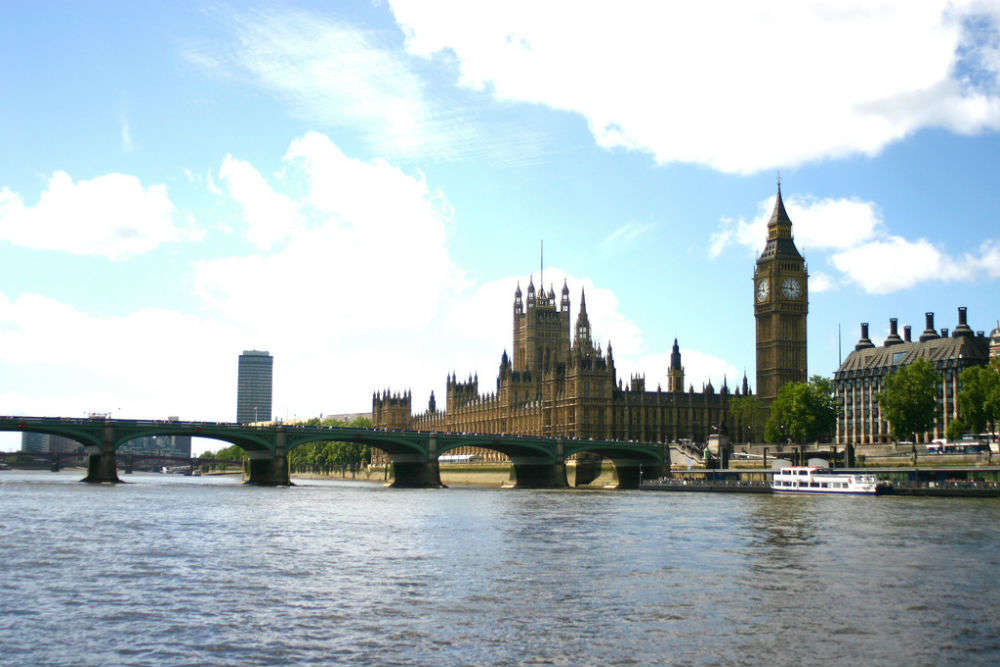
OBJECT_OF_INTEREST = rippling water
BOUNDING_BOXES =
[2,470,1000,665]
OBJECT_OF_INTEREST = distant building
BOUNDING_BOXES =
[118,434,192,458]
[372,187,807,447]
[834,307,1000,444]
[237,350,273,424]
[21,432,82,454]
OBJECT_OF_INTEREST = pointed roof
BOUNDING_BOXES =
[757,183,802,263]
[767,182,792,228]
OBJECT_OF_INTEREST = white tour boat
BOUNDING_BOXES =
[771,465,891,495]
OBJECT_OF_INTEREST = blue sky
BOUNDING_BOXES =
[2,1,1000,452]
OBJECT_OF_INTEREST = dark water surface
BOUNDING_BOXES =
[2,470,1000,666]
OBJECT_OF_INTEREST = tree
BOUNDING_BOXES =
[877,357,939,442]
[764,376,838,444]
[956,359,1000,435]
[945,417,966,442]
[729,394,765,442]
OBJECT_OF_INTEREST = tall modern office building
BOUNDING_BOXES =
[21,433,81,454]
[237,350,273,424]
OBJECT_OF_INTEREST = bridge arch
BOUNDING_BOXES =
[114,428,273,454]
[0,422,101,449]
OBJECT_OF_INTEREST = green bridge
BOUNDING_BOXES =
[0,416,667,488]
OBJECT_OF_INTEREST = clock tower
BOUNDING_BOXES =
[754,184,808,402]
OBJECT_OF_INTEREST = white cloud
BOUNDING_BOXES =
[389,0,1000,173]
[120,113,134,152]
[602,222,654,246]
[810,272,835,293]
[0,135,753,451]
[709,194,884,258]
[832,237,1000,294]
[187,9,466,160]
[711,192,1000,293]
[218,155,301,249]
[0,293,238,420]
[0,171,198,259]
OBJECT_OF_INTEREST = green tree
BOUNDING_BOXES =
[956,359,1000,435]
[945,417,966,442]
[764,376,838,444]
[877,357,939,442]
[729,394,765,442]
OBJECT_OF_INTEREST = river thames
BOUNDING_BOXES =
[2,470,1000,665]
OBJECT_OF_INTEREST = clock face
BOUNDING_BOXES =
[756,279,769,302]
[781,277,801,300]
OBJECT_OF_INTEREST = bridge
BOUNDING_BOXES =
[0,416,667,488]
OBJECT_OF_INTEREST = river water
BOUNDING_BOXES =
[2,470,999,666]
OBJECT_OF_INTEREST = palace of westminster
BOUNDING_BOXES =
[373,186,1000,448]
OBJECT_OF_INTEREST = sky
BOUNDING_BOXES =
[2,1,1000,454]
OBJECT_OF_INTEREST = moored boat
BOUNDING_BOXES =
[771,465,891,495]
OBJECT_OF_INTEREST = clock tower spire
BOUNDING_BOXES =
[754,183,808,402]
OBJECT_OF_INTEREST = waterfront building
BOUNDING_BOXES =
[833,308,1000,444]
[373,188,806,451]
[118,434,192,458]
[237,350,273,424]
[20,432,82,454]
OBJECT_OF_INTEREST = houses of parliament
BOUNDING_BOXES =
[373,187,809,447]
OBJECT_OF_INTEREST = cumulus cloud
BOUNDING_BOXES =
[389,0,1000,173]
[0,171,198,259]
[832,237,1000,294]
[218,155,301,249]
[711,192,1000,294]
[710,195,884,258]
[0,293,239,419]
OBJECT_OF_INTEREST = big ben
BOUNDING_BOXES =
[754,184,808,402]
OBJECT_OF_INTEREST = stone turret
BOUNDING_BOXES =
[667,338,684,393]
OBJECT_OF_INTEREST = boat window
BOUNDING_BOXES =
[821,483,828,488]
[810,482,819,488]
[799,470,807,476]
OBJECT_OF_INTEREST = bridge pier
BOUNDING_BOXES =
[50,453,61,472]
[243,452,290,486]
[504,457,567,489]
[83,425,119,483]
[606,458,649,489]
[571,452,603,486]
[389,458,443,487]
[386,434,443,488]
[243,432,290,486]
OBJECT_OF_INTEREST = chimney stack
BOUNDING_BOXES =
[941,328,949,338]
[884,318,903,346]
[855,322,875,350]
[903,325,912,342]
[953,306,973,338]
[920,312,939,342]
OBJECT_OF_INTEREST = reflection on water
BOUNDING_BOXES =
[2,471,1000,665]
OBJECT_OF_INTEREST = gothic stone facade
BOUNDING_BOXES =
[374,189,806,452]
[834,309,1000,445]
[374,283,753,452]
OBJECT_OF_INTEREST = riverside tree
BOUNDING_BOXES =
[877,357,939,442]
[764,376,838,444]
[286,416,373,474]
[956,358,1000,437]
[729,394,765,442]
